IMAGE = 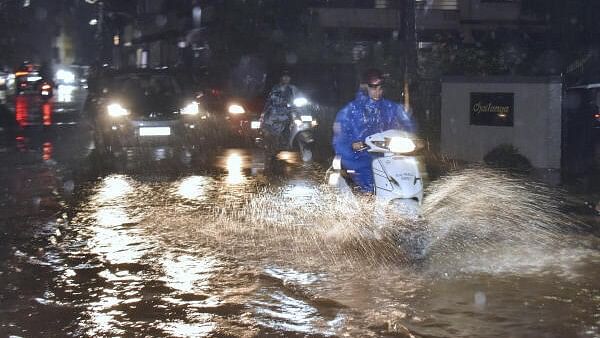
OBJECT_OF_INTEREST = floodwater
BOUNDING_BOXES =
[1,146,599,338]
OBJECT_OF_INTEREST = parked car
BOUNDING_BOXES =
[86,68,214,160]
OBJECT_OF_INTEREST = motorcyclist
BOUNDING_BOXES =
[332,68,416,193]
[259,70,298,156]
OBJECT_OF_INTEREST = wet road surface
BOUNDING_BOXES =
[0,123,599,338]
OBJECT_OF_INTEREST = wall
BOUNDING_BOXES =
[441,76,563,170]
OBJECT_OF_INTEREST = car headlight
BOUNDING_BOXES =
[107,103,129,117]
[56,69,75,84]
[228,104,245,115]
[181,101,200,115]
[293,97,309,107]
[387,136,416,153]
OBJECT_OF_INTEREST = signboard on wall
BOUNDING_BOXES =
[470,92,514,126]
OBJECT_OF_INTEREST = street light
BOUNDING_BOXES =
[89,18,98,25]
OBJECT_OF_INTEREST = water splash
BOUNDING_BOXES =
[420,166,596,275]
[134,165,596,276]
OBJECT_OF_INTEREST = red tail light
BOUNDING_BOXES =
[15,96,28,127]
[16,136,26,152]
[594,113,600,119]
[42,102,52,126]
[43,142,53,161]
[41,83,52,90]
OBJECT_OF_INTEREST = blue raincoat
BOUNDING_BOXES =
[332,90,416,193]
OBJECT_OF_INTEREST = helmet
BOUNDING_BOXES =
[363,68,384,87]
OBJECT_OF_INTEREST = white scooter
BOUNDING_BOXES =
[327,129,424,217]
[251,95,318,162]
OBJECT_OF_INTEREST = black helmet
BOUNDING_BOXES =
[362,68,384,87]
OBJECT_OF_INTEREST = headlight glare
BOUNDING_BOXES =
[300,115,312,122]
[387,137,416,153]
[181,102,200,115]
[107,103,129,117]
[293,97,308,107]
[228,104,245,114]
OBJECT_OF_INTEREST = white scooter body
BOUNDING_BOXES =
[367,130,423,205]
[328,129,423,215]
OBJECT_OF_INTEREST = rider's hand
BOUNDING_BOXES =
[352,141,367,151]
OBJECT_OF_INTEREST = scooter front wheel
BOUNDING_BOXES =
[298,141,313,162]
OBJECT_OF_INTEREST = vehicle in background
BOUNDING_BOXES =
[86,68,214,161]
[0,70,13,105]
[222,92,264,145]
[52,65,89,125]
[11,62,54,127]
[252,90,318,162]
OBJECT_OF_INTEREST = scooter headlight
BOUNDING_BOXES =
[181,101,200,115]
[228,104,245,114]
[107,103,129,117]
[293,97,309,107]
[387,136,416,153]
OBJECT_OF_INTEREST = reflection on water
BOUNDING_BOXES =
[224,150,246,185]
[175,176,210,201]
[20,152,599,338]
[276,151,299,164]
[159,320,217,338]
[42,141,52,161]
[94,206,131,227]
[160,254,218,293]
[97,175,132,202]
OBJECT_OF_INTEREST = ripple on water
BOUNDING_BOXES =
[44,165,599,338]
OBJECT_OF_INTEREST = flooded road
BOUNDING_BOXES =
[1,127,599,337]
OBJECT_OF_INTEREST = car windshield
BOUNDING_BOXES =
[112,74,181,99]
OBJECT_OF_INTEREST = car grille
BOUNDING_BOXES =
[133,111,179,121]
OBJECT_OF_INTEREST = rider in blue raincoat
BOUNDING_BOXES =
[332,69,416,193]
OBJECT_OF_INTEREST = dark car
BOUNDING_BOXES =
[220,92,265,144]
[87,69,213,159]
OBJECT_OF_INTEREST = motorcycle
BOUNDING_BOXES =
[252,94,318,162]
[326,129,424,217]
